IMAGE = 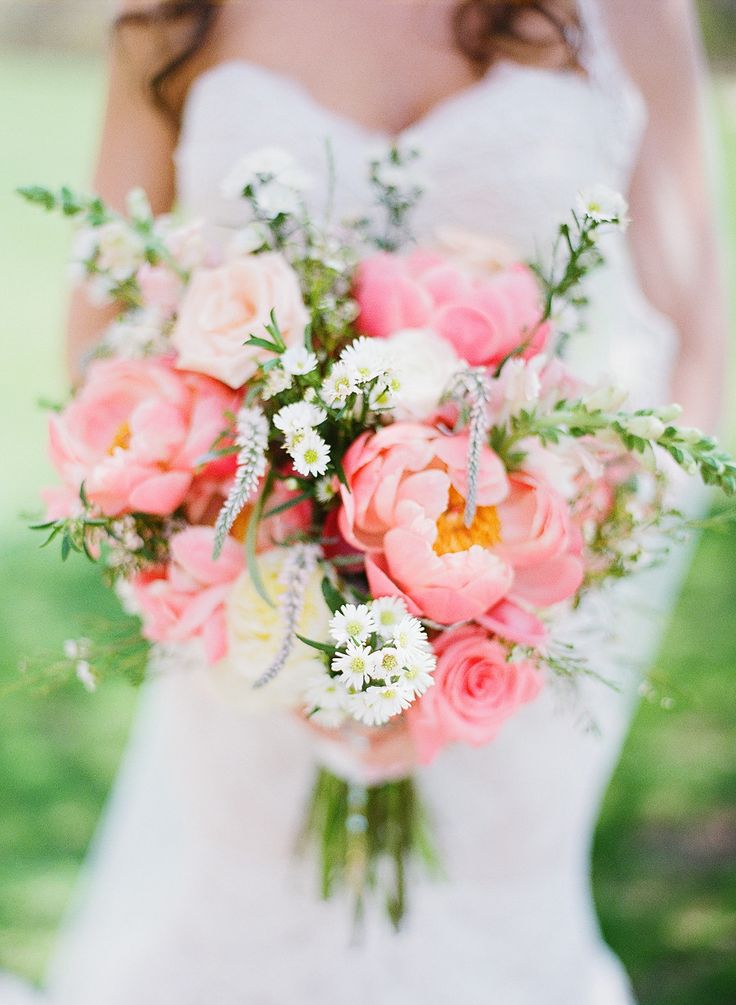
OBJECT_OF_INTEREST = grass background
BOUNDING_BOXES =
[0,49,734,1003]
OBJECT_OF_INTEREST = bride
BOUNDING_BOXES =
[3,1,727,1003]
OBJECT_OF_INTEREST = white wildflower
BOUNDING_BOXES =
[281,344,318,376]
[576,185,630,231]
[273,401,327,435]
[102,308,168,359]
[315,476,338,504]
[339,336,392,384]
[400,650,436,697]
[262,366,293,400]
[161,218,207,270]
[226,222,272,258]
[370,646,404,681]
[370,597,408,638]
[75,660,98,693]
[291,430,330,477]
[351,685,412,726]
[329,604,376,646]
[368,379,398,412]
[322,361,359,406]
[332,642,375,689]
[391,615,429,661]
[95,220,146,281]
[125,186,153,223]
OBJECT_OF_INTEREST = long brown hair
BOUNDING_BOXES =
[115,0,580,123]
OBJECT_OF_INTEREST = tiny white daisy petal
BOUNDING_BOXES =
[273,401,326,434]
[391,615,429,659]
[370,597,408,637]
[339,336,392,384]
[322,361,359,406]
[370,646,404,681]
[281,345,318,376]
[332,642,374,689]
[329,604,376,645]
[291,430,330,477]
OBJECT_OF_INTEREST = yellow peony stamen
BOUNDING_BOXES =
[434,485,502,556]
[108,421,131,454]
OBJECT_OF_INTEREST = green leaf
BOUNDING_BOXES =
[263,491,312,519]
[16,185,56,210]
[321,576,346,615]
[60,535,71,561]
[295,633,336,655]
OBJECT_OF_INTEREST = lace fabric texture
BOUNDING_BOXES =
[2,2,700,1002]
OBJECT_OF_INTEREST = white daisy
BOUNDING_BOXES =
[370,597,408,638]
[370,646,404,681]
[576,185,629,230]
[280,344,318,376]
[400,649,436,697]
[322,361,359,406]
[339,336,392,384]
[368,378,398,412]
[351,685,412,726]
[332,642,374,689]
[291,430,330,477]
[273,401,327,434]
[391,615,429,660]
[329,604,376,646]
[262,367,293,400]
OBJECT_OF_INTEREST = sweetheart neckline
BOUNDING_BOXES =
[180,56,591,148]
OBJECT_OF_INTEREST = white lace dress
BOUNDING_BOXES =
[1,2,701,1003]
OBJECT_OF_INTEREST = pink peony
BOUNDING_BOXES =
[354,250,549,368]
[338,423,583,625]
[408,625,543,763]
[171,252,308,388]
[47,356,240,518]
[132,527,244,663]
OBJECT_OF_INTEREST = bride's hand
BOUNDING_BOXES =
[297,713,419,785]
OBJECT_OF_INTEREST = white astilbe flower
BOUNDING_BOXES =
[252,544,322,689]
[273,401,326,435]
[370,597,408,638]
[329,604,376,646]
[213,405,269,557]
[291,430,330,477]
[332,642,374,689]
[322,361,359,406]
[281,345,318,376]
[576,185,630,231]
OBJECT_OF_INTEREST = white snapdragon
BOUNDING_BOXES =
[329,604,376,646]
[576,185,630,231]
[291,430,331,477]
[582,383,629,413]
[281,344,318,376]
[625,414,666,440]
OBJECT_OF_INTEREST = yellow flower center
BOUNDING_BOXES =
[108,421,131,454]
[434,485,502,556]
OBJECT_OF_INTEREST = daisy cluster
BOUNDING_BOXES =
[270,336,400,479]
[305,598,436,728]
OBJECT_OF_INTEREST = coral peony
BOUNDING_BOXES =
[132,527,244,664]
[355,250,549,368]
[47,356,239,518]
[338,424,583,625]
[408,625,543,763]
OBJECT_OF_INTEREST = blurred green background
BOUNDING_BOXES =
[1,5,735,1002]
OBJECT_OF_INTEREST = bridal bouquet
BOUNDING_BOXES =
[21,147,735,927]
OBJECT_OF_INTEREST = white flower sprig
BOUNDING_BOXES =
[449,368,492,528]
[305,599,436,728]
[213,405,269,558]
[252,544,322,689]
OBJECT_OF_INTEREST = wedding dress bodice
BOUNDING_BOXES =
[19,3,692,1004]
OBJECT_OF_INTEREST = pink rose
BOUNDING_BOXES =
[47,356,239,518]
[132,527,244,663]
[354,250,549,368]
[408,625,543,763]
[171,252,308,388]
[338,424,583,625]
